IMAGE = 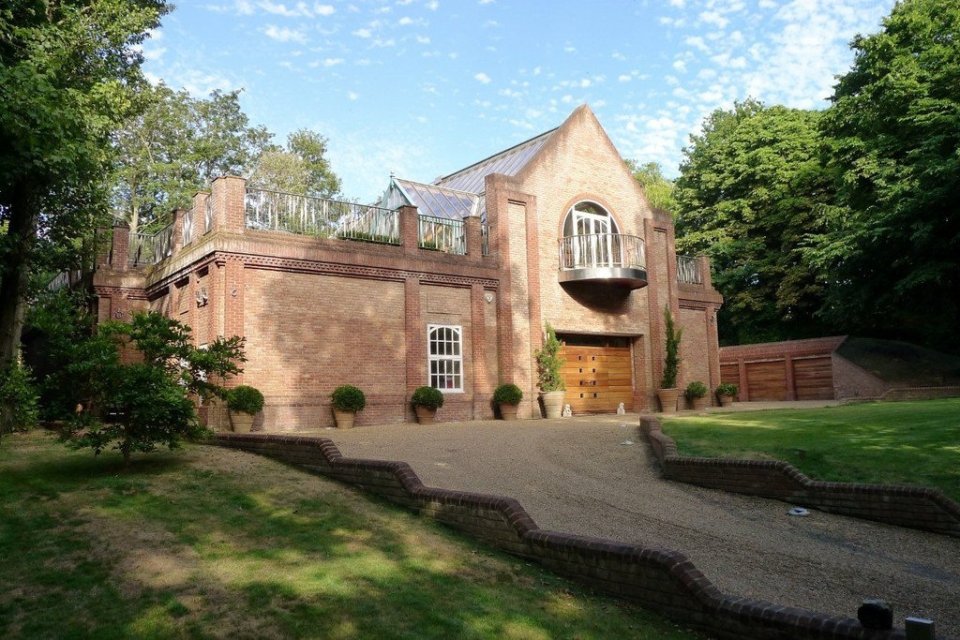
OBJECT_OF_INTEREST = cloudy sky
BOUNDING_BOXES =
[142,0,895,200]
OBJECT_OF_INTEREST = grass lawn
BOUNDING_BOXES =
[661,398,960,502]
[0,430,701,640]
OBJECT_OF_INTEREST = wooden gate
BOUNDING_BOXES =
[558,339,633,414]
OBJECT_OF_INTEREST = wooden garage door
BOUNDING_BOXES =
[794,356,834,400]
[745,360,787,401]
[559,343,633,414]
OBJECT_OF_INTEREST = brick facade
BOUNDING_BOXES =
[92,105,723,430]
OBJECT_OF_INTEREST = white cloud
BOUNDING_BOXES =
[426,0,439,9]
[672,59,687,72]
[474,72,492,84]
[347,91,359,100]
[669,0,685,6]
[699,11,729,29]
[612,51,626,61]
[684,36,709,52]
[618,74,631,82]
[264,25,307,43]
[352,27,372,38]
[415,35,431,44]
[314,3,335,15]
[321,57,344,67]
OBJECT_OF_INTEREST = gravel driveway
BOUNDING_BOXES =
[324,415,959,637]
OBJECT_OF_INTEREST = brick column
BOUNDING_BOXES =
[699,254,713,290]
[404,276,423,421]
[171,208,185,254]
[471,284,488,418]
[193,191,211,236]
[110,223,130,271]
[400,205,419,255]
[465,215,482,263]
[211,176,246,234]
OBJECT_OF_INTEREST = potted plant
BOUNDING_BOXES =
[716,383,738,407]
[411,386,444,424]
[535,323,566,418]
[656,308,683,414]
[685,381,709,410]
[331,384,365,429]
[493,383,523,420]
[226,384,264,433]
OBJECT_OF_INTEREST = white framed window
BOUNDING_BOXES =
[427,324,463,392]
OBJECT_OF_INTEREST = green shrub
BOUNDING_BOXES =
[411,386,444,410]
[535,323,565,392]
[227,385,264,415]
[716,382,738,397]
[331,385,366,412]
[493,383,523,405]
[685,381,708,399]
[0,362,39,435]
[660,308,683,389]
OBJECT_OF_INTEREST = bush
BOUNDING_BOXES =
[685,381,708,399]
[227,385,264,415]
[716,382,738,397]
[411,386,444,410]
[331,385,366,412]
[535,323,565,392]
[0,362,39,436]
[493,383,523,405]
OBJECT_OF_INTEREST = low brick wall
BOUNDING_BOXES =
[641,417,960,538]
[213,433,919,640]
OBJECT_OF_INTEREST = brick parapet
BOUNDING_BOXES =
[640,416,960,537]
[211,432,925,640]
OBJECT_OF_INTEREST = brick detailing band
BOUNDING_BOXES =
[212,433,917,640]
[640,417,960,538]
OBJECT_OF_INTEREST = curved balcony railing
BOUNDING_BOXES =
[558,233,647,289]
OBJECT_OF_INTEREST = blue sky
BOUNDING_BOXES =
[142,0,895,201]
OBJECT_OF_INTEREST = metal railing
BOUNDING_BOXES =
[47,270,82,291]
[244,188,400,244]
[419,214,466,255]
[182,208,194,246]
[677,255,703,285]
[558,233,645,271]
[204,195,213,234]
[129,223,174,266]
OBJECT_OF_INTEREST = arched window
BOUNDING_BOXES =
[562,202,619,238]
[561,202,621,269]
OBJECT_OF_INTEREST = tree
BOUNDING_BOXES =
[812,0,960,353]
[673,100,835,345]
[625,160,676,213]
[64,312,246,467]
[111,84,272,233]
[0,1,169,378]
[248,129,341,198]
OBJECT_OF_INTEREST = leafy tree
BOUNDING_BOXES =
[673,100,835,345]
[0,360,39,440]
[248,129,342,198]
[625,160,676,212]
[0,0,169,378]
[811,0,960,353]
[112,84,272,233]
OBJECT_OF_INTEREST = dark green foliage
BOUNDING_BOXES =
[625,160,676,212]
[684,381,708,400]
[0,361,39,436]
[535,323,565,392]
[661,309,682,389]
[227,385,265,415]
[492,383,523,405]
[715,383,738,397]
[411,386,444,410]
[331,385,366,412]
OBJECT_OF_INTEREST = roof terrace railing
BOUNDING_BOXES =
[559,233,645,271]
[677,255,703,285]
[245,187,400,245]
[419,214,466,255]
[129,223,174,266]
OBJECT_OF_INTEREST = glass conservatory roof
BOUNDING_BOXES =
[433,128,557,194]
[389,178,485,221]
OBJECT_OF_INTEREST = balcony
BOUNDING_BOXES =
[558,233,647,289]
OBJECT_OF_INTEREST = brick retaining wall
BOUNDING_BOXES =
[212,433,927,640]
[641,417,960,538]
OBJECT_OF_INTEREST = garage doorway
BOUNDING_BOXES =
[558,335,633,414]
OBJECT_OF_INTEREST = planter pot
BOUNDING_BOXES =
[689,396,709,411]
[499,403,519,420]
[414,405,437,424]
[541,390,565,419]
[656,388,680,414]
[230,411,254,433]
[718,394,735,407]
[333,408,356,429]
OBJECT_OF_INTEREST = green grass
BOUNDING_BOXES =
[0,431,701,640]
[661,398,960,502]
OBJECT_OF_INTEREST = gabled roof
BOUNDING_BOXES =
[433,127,557,194]
[385,178,485,221]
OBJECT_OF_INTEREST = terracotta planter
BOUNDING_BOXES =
[414,405,437,424]
[689,396,709,411]
[718,394,735,407]
[541,390,565,419]
[230,411,254,433]
[656,388,680,414]
[499,403,519,420]
[333,408,356,429]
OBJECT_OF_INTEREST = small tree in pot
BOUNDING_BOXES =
[716,383,738,407]
[227,385,264,433]
[657,307,683,414]
[493,383,523,420]
[411,386,444,424]
[331,385,365,429]
[535,323,565,418]
[685,381,708,411]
